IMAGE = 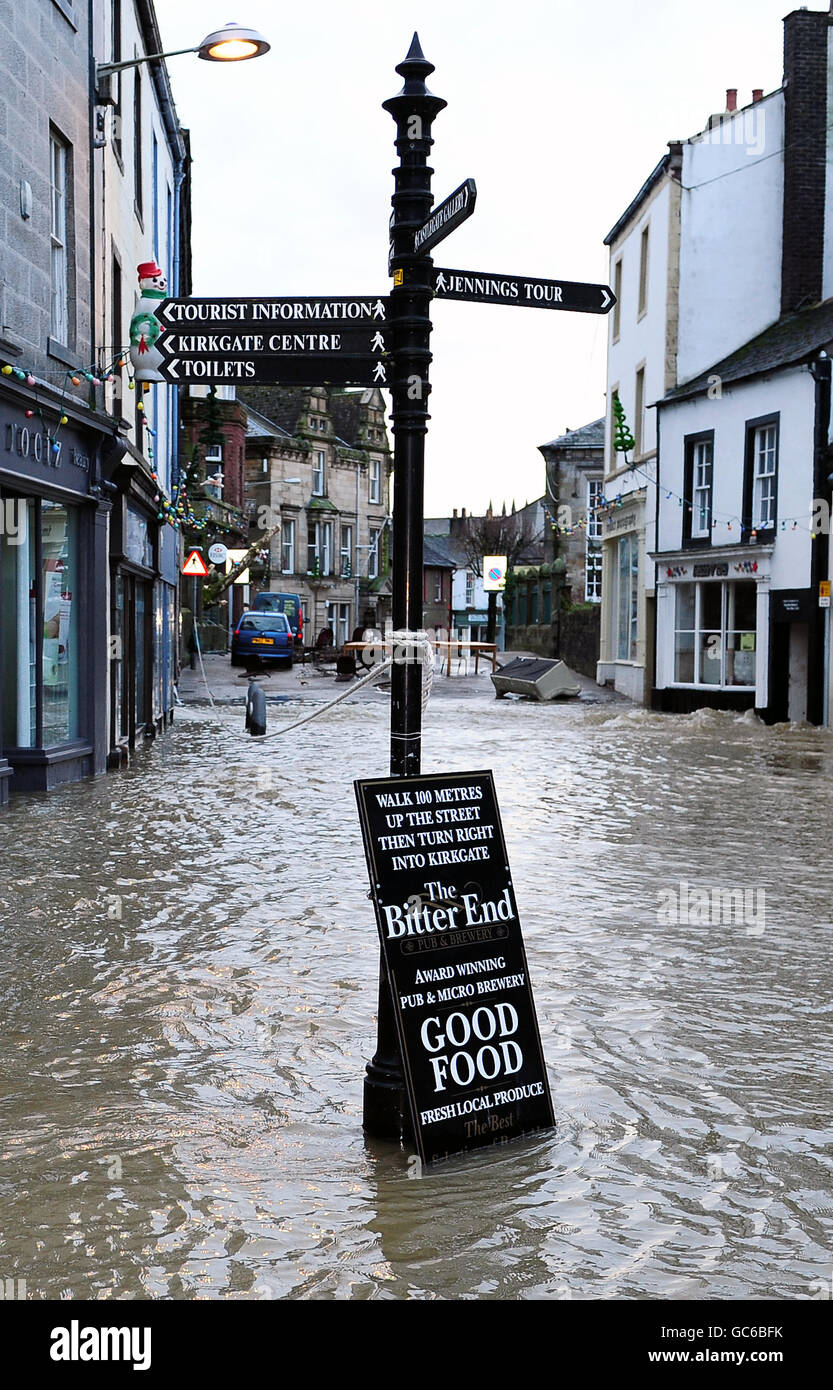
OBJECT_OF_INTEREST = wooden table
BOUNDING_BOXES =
[344,639,499,676]
[433,640,498,676]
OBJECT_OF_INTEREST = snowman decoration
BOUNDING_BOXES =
[129,261,167,382]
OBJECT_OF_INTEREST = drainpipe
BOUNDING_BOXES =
[809,352,830,725]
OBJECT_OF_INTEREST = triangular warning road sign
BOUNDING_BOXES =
[182,549,210,577]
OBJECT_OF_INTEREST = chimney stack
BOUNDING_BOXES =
[781,9,829,314]
[752,88,763,103]
[726,88,737,111]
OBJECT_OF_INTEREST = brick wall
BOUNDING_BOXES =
[781,9,830,314]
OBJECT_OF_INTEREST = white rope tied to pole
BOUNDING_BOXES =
[192,621,215,708]
[255,629,434,741]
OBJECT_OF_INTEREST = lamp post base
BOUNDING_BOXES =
[362,1063,406,1143]
[362,965,407,1141]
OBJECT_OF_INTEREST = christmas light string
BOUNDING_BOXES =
[546,395,819,539]
[1,350,239,538]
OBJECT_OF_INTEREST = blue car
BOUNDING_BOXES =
[231,611,294,668]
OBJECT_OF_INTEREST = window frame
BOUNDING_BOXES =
[682,430,714,547]
[369,458,381,503]
[281,517,295,574]
[634,364,645,455]
[340,522,353,576]
[585,477,603,602]
[672,579,757,690]
[612,257,622,341]
[367,526,380,580]
[133,61,143,220]
[638,223,650,318]
[49,130,69,346]
[312,450,325,497]
[743,413,779,541]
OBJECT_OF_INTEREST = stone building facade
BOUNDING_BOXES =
[241,385,392,645]
[0,0,189,802]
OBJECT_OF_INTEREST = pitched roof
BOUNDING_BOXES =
[604,152,674,246]
[539,417,605,451]
[244,404,292,439]
[238,386,311,435]
[423,532,467,566]
[661,297,833,404]
[423,538,456,569]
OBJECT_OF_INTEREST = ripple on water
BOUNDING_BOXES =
[0,697,831,1298]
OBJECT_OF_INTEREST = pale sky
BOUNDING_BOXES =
[155,0,795,514]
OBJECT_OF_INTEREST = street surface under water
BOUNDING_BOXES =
[1,690,832,1299]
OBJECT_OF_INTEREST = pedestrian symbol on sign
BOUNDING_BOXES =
[182,550,209,577]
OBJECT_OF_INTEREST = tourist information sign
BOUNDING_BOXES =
[355,769,555,1164]
[157,296,389,326]
[433,267,616,314]
[155,296,390,386]
[413,178,477,255]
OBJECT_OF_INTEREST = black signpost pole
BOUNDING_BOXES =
[362,35,446,1141]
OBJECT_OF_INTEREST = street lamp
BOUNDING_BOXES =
[96,21,270,79]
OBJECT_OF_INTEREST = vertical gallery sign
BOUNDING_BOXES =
[355,770,554,1164]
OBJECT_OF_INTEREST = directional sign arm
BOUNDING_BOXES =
[432,267,616,314]
[413,179,477,255]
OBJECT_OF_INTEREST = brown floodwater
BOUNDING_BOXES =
[1,693,832,1299]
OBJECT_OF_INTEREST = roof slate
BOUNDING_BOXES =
[539,417,605,451]
[662,298,833,404]
[423,538,456,570]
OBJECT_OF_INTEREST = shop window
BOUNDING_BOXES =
[615,533,639,660]
[125,503,153,567]
[1,498,79,748]
[674,580,756,688]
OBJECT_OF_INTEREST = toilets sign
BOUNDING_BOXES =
[355,769,554,1164]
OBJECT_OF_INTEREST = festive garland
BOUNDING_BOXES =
[1,350,240,539]
[545,396,819,539]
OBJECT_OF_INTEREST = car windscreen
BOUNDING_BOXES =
[239,614,289,632]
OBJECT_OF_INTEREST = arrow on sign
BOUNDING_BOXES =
[433,267,616,315]
[413,179,477,255]
[158,326,390,357]
[159,356,387,386]
[158,296,389,326]
[182,549,209,577]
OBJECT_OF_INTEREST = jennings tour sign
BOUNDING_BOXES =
[355,770,554,1164]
